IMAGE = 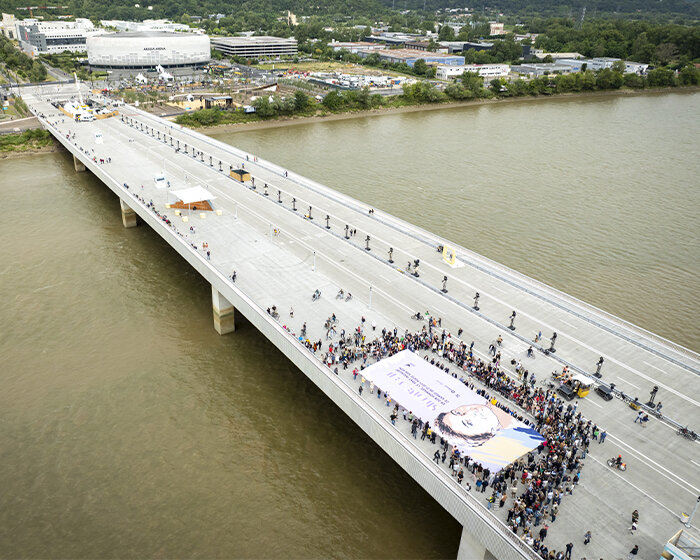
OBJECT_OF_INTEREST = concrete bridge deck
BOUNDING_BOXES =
[21,84,700,560]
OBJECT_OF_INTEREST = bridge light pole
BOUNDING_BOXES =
[292,198,297,211]
[549,332,557,353]
[594,356,604,378]
[441,275,448,293]
[365,235,371,251]
[684,496,700,528]
[473,292,480,310]
[325,214,330,229]
[647,385,659,407]
[508,311,516,331]
[369,286,373,309]
[388,247,393,263]
[307,206,313,220]
[412,258,419,277]
[219,161,222,172]
[209,155,212,166]
[277,190,282,203]
[344,224,349,239]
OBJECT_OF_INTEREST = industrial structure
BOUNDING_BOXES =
[86,31,210,70]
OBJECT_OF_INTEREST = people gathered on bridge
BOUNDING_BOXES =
[288,313,594,560]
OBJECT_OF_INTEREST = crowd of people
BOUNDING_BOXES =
[284,313,610,560]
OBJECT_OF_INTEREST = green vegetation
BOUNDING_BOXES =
[0,35,47,82]
[0,129,55,153]
[529,19,700,64]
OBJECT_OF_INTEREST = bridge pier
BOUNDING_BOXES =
[457,525,494,560]
[73,154,86,172]
[120,199,138,228]
[212,286,235,335]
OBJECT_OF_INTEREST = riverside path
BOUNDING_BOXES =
[21,83,700,560]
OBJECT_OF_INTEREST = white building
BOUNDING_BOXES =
[17,18,101,55]
[100,19,199,33]
[87,32,210,69]
[1,13,17,39]
[330,41,384,54]
[489,22,505,36]
[436,63,510,81]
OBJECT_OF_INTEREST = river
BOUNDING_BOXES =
[1,91,698,558]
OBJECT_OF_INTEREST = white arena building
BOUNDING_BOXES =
[87,32,210,70]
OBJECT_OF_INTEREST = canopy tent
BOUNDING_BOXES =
[169,186,215,205]
[361,349,544,472]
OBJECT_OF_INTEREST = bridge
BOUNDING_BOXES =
[22,83,700,560]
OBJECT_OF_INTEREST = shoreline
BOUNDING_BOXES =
[200,86,700,135]
[0,144,62,159]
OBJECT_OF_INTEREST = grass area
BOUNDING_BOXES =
[0,129,55,153]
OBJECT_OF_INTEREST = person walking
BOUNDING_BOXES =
[564,542,573,560]
[634,410,643,423]
[583,530,591,545]
[599,430,607,444]
[628,545,639,559]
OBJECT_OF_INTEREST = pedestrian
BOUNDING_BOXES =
[634,411,643,423]
[583,530,591,545]
[565,542,573,560]
[641,414,649,427]
[599,430,607,444]
[358,385,363,396]
[289,307,294,318]
[206,250,210,260]
[628,545,639,559]
[433,450,440,463]
[629,521,638,534]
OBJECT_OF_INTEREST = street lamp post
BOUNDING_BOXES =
[441,276,448,293]
[325,214,330,229]
[388,247,393,263]
[685,496,700,528]
[509,311,516,330]
[473,292,480,310]
[595,357,604,378]
[365,235,371,251]
[549,332,558,353]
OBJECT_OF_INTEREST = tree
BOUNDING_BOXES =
[654,43,678,66]
[322,90,343,110]
[678,65,700,86]
[438,24,455,41]
[253,96,275,118]
[413,58,428,76]
[293,91,310,112]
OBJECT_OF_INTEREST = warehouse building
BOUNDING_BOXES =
[357,48,464,67]
[210,36,297,59]
[87,32,210,70]
[436,63,510,81]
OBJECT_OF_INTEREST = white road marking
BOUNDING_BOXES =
[644,361,666,373]
[559,319,578,329]
[691,460,700,468]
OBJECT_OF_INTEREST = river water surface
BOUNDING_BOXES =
[1,92,698,558]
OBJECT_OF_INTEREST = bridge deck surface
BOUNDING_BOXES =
[23,86,700,560]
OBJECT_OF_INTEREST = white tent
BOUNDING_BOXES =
[169,186,215,205]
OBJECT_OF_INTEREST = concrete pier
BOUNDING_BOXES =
[457,525,494,560]
[212,286,235,335]
[120,199,137,228]
[73,153,86,172]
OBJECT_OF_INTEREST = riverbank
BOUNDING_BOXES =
[198,85,700,134]
[0,129,61,158]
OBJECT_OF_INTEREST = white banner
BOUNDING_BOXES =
[362,350,544,472]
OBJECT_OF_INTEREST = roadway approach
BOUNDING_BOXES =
[21,83,700,560]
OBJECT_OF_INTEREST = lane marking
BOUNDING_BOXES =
[559,319,578,329]
[691,460,700,468]
[644,361,666,373]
